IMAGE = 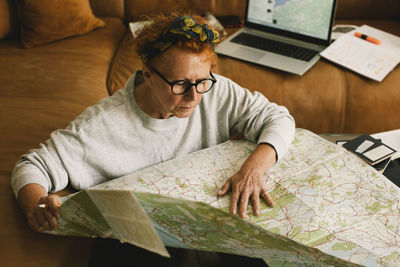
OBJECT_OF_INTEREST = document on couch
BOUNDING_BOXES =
[50,129,400,267]
[342,134,397,166]
[321,24,400,82]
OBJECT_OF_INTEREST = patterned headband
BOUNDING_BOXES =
[140,16,221,63]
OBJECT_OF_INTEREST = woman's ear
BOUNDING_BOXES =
[142,65,151,80]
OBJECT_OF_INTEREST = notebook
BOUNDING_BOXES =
[215,0,337,75]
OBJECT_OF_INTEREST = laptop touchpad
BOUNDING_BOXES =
[233,47,264,62]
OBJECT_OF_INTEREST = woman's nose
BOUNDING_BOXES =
[183,85,198,101]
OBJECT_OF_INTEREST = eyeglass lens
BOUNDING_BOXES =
[172,79,214,95]
[150,66,216,95]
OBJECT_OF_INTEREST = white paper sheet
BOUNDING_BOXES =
[321,25,400,82]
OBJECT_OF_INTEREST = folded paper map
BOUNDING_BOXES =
[50,129,400,266]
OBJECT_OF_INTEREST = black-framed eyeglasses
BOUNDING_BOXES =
[149,67,217,95]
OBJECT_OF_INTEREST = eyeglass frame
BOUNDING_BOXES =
[149,66,217,95]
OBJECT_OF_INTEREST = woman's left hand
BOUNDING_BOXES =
[217,143,276,218]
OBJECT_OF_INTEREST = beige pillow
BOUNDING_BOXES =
[16,0,106,48]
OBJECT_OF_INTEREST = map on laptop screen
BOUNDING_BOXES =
[247,0,335,41]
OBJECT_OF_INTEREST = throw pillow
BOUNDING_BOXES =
[16,0,106,48]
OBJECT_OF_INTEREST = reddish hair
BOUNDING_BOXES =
[134,13,218,66]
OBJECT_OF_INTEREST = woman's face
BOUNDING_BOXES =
[143,46,213,119]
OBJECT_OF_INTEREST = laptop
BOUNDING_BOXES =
[215,0,337,75]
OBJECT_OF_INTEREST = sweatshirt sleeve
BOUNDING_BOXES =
[11,124,86,198]
[217,76,295,161]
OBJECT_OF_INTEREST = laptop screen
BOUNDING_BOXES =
[246,0,336,44]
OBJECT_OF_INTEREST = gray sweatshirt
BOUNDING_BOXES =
[11,71,295,197]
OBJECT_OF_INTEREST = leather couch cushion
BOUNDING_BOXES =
[15,0,106,48]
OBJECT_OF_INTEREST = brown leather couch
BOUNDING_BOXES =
[0,0,399,266]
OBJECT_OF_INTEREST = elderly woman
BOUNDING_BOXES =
[12,13,295,234]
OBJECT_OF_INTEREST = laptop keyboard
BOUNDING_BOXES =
[231,33,319,62]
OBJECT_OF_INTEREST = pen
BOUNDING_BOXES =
[354,32,381,45]
[38,203,62,208]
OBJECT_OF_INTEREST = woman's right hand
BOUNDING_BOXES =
[18,183,61,232]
